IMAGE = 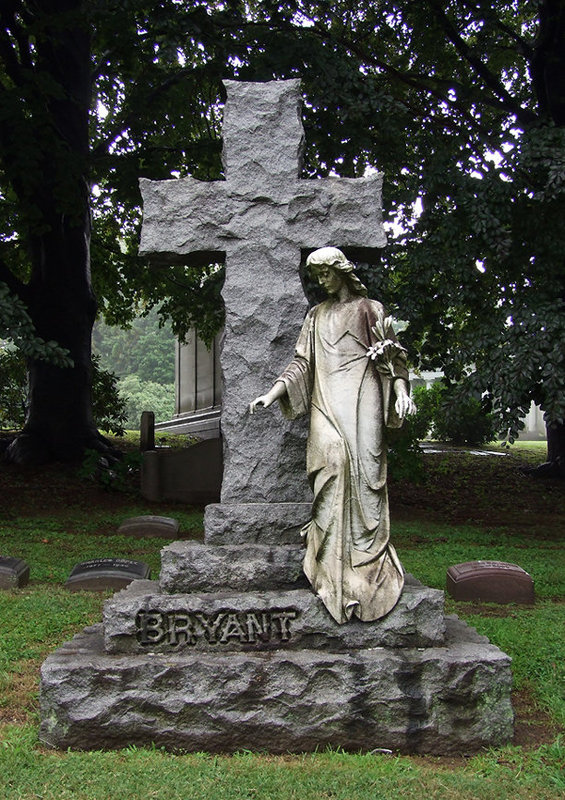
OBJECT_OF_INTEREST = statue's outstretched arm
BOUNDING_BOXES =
[249,380,287,414]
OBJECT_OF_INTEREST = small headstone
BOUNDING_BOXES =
[140,411,155,452]
[65,558,151,592]
[446,560,534,604]
[0,556,30,589]
[117,516,180,539]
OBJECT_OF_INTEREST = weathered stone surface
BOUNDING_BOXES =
[118,516,180,540]
[39,616,513,755]
[204,502,311,545]
[139,79,386,511]
[103,580,445,653]
[159,541,307,593]
[0,556,30,589]
[447,560,535,604]
[64,559,151,592]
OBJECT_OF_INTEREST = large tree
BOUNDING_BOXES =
[0,0,229,463]
[1,1,564,473]
[277,0,564,472]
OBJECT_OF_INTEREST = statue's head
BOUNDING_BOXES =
[306,247,368,297]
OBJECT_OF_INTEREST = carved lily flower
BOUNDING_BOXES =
[366,319,407,378]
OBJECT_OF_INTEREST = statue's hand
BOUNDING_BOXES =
[394,381,417,419]
[249,395,271,415]
[395,394,417,419]
[249,382,287,415]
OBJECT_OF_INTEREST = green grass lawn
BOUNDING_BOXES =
[0,445,563,799]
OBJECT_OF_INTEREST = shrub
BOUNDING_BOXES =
[91,354,128,436]
[415,380,499,446]
[118,374,175,429]
[0,345,28,428]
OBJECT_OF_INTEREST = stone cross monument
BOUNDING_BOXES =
[39,80,514,755]
[139,79,387,542]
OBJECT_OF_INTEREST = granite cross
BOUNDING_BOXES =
[139,79,387,539]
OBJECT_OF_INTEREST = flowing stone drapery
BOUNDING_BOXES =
[278,297,408,623]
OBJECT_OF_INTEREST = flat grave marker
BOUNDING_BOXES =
[0,556,30,589]
[447,560,535,604]
[65,558,151,592]
[117,515,180,539]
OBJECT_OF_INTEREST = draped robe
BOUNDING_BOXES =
[277,296,408,624]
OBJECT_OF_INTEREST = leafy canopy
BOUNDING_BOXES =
[1,1,563,441]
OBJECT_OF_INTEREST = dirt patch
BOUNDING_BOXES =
[389,450,564,537]
[511,687,562,749]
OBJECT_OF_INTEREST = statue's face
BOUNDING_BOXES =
[314,265,343,296]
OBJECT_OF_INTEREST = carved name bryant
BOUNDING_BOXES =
[136,607,300,647]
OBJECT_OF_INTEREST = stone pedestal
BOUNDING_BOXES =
[39,541,514,755]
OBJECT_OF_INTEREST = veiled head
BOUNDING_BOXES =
[306,247,368,297]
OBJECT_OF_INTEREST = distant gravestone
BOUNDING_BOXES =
[65,559,151,592]
[117,516,180,540]
[447,560,535,604]
[0,556,30,589]
[140,411,155,452]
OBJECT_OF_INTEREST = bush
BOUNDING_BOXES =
[91,354,128,436]
[414,380,499,446]
[0,345,28,428]
[118,374,175,429]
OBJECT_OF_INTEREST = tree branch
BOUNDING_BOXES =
[460,0,535,60]
[426,0,536,126]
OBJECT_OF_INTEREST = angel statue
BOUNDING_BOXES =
[249,247,416,624]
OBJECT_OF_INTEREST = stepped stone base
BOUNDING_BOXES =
[204,503,312,545]
[39,616,513,755]
[159,541,308,593]
[103,579,446,653]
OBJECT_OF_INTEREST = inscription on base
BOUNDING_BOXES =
[136,608,299,648]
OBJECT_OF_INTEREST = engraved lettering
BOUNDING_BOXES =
[167,612,196,646]
[246,612,267,643]
[219,613,248,643]
[271,610,298,640]
[135,607,300,648]
[195,611,226,643]
[136,611,166,645]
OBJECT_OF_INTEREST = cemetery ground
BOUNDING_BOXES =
[0,435,563,799]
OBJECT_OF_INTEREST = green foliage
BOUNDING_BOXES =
[0,349,128,435]
[1,1,564,457]
[412,382,499,446]
[119,374,175,429]
[77,448,143,492]
[0,344,27,428]
[0,283,72,367]
[93,309,175,384]
[91,354,128,436]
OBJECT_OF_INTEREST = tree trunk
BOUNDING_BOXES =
[7,214,109,464]
[544,420,565,477]
[5,0,115,464]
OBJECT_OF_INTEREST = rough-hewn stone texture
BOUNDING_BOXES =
[103,579,445,654]
[139,79,386,539]
[39,617,513,755]
[204,503,311,545]
[159,541,307,593]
